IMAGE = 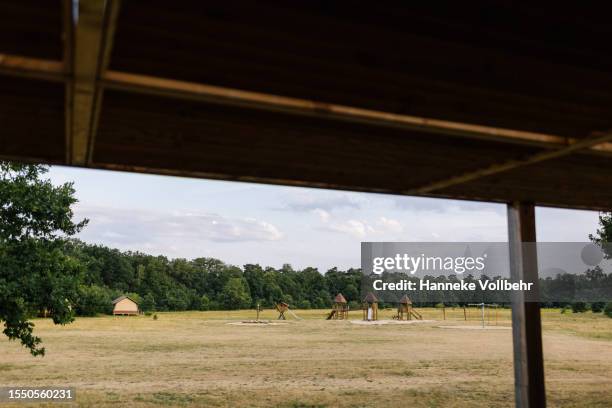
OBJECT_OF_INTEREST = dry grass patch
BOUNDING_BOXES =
[0,309,610,407]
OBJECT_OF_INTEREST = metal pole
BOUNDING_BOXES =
[481,303,485,328]
[507,202,546,407]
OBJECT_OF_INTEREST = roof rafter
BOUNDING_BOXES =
[101,70,612,155]
[0,54,64,81]
[2,42,612,164]
[68,0,120,166]
[406,130,612,195]
[63,0,74,163]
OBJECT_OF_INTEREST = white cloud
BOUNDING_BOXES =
[47,166,600,271]
[376,217,404,233]
[392,196,504,214]
[73,205,283,249]
[325,219,371,238]
[283,190,365,211]
[317,214,405,239]
[313,208,331,222]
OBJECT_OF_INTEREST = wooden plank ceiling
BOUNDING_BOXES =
[1,0,611,210]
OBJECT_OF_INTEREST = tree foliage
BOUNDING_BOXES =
[590,212,612,258]
[590,302,605,313]
[61,240,362,315]
[0,163,87,355]
[16,234,610,321]
[220,277,252,310]
[605,302,612,318]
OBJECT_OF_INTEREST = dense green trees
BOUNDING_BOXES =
[605,302,612,318]
[0,163,88,355]
[76,284,114,316]
[220,277,252,309]
[12,232,611,319]
[590,213,612,258]
[590,302,605,313]
[60,240,362,314]
[589,212,612,318]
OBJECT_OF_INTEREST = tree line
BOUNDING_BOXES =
[65,239,612,316]
[65,240,363,315]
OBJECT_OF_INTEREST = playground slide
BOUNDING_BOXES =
[287,308,303,320]
[326,310,336,320]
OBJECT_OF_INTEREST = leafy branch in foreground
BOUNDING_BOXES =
[590,212,612,259]
[0,162,88,356]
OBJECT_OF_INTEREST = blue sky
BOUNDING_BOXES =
[47,166,601,271]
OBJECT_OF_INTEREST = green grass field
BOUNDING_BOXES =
[1,308,611,407]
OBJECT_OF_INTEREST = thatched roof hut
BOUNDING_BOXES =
[399,294,412,305]
[328,293,349,320]
[362,292,378,321]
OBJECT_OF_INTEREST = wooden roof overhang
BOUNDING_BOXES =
[1,1,612,210]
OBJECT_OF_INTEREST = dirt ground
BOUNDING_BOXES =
[0,308,610,407]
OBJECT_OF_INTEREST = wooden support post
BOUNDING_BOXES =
[507,202,546,408]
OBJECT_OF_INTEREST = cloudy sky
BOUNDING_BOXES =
[47,166,601,271]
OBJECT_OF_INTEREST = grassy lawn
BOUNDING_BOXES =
[0,308,610,407]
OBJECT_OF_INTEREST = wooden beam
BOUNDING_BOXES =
[0,54,64,82]
[68,0,120,165]
[407,130,612,194]
[87,0,121,165]
[101,70,612,155]
[69,0,106,165]
[2,54,610,159]
[87,161,612,213]
[507,202,546,408]
[63,0,74,163]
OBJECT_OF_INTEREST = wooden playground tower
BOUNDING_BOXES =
[327,293,349,320]
[275,301,302,320]
[362,292,379,321]
[275,301,289,319]
[397,294,422,320]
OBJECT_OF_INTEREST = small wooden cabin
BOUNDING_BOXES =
[112,295,140,316]
[328,293,349,320]
[362,292,378,321]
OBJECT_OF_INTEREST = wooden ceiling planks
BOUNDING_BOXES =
[0,1,611,210]
[0,1,63,59]
[110,1,612,138]
[0,76,65,162]
[438,153,612,211]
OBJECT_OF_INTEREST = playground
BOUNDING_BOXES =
[1,308,611,407]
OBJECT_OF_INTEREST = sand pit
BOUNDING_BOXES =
[227,320,288,326]
[349,319,435,325]
[437,325,511,330]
